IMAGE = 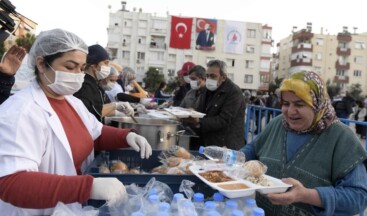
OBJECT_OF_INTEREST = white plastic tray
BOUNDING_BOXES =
[164,107,206,118]
[189,163,292,199]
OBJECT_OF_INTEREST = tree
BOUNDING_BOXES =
[326,79,340,99]
[268,77,283,93]
[143,67,164,92]
[349,83,363,101]
[15,33,36,52]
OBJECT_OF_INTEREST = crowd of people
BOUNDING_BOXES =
[0,27,366,215]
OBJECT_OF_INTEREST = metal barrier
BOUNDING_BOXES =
[245,104,367,150]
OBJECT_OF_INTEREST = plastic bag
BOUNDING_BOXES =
[179,180,195,200]
[100,183,144,216]
[143,177,173,203]
[52,202,98,216]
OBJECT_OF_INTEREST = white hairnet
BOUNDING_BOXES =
[28,28,88,69]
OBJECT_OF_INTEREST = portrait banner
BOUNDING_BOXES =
[195,18,217,51]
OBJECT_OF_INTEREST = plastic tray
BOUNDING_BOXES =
[189,163,292,199]
[164,107,206,118]
[84,149,214,197]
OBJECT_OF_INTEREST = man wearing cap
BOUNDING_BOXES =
[74,44,134,122]
[173,61,195,106]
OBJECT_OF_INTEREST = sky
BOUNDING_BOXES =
[11,0,367,50]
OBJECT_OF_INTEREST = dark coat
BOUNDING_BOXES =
[74,74,110,122]
[196,30,215,47]
[196,79,245,150]
[0,72,14,105]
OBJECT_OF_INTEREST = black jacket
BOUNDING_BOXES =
[196,79,245,150]
[74,74,110,122]
[0,72,14,105]
[173,83,190,106]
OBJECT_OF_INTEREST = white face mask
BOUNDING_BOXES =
[206,78,218,91]
[44,64,85,95]
[96,65,111,80]
[190,80,199,90]
[184,76,190,84]
[101,81,115,91]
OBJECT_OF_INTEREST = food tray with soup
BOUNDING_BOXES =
[189,161,292,199]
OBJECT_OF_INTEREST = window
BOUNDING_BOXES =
[353,70,362,77]
[315,53,322,60]
[246,45,255,53]
[122,51,130,59]
[339,42,347,48]
[227,73,234,81]
[244,75,253,83]
[247,29,256,38]
[355,42,365,49]
[138,38,142,44]
[168,69,175,77]
[137,52,145,60]
[316,38,323,46]
[245,60,254,69]
[354,56,363,64]
[314,66,322,74]
[206,57,215,64]
[336,70,345,76]
[227,59,235,67]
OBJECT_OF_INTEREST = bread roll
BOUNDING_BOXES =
[111,160,129,173]
[99,166,110,174]
[243,160,267,177]
[175,147,191,159]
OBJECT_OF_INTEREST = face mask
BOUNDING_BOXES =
[44,64,85,95]
[125,84,134,92]
[184,76,190,84]
[96,65,111,80]
[206,78,218,91]
[101,81,115,91]
[190,80,199,90]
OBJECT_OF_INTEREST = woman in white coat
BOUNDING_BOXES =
[0,28,152,215]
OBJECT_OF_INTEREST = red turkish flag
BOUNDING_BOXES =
[169,16,193,49]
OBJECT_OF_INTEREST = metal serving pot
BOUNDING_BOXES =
[107,117,194,150]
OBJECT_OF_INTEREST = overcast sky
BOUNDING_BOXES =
[11,0,367,50]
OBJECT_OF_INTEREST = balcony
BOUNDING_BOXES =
[292,30,314,40]
[334,75,349,84]
[337,33,352,42]
[292,43,313,53]
[336,47,351,56]
[290,58,313,67]
[258,83,269,91]
[335,61,350,70]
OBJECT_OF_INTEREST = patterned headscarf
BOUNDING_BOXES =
[279,71,338,134]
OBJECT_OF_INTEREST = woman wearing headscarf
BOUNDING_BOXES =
[241,71,367,215]
[0,29,152,215]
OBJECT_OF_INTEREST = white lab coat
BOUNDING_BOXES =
[0,81,103,215]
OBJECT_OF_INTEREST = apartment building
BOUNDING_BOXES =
[274,24,367,94]
[106,3,272,91]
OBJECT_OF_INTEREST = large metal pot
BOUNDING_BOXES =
[107,117,193,150]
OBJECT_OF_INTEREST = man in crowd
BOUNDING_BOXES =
[183,60,245,150]
[172,61,195,106]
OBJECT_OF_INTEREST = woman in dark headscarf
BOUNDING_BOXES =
[241,71,367,216]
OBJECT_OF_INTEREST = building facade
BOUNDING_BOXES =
[106,4,272,92]
[274,25,367,95]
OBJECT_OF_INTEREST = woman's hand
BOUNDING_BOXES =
[266,178,323,207]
